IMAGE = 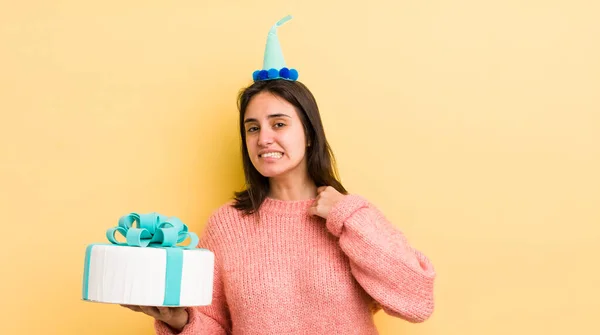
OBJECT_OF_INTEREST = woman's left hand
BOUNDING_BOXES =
[309,186,345,219]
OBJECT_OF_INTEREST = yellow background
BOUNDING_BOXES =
[1,1,599,334]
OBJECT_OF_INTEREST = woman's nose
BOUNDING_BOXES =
[257,128,274,146]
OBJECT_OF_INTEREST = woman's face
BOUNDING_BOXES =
[243,91,308,179]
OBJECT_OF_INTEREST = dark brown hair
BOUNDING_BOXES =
[232,79,347,215]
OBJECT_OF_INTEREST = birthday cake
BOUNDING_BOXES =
[82,212,214,307]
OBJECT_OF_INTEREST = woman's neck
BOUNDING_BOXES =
[268,175,317,201]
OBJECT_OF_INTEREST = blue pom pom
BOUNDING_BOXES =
[279,67,290,79]
[268,68,279,79]
[289,69,299,80]
[259,70,269,80]
[252,70,260,81]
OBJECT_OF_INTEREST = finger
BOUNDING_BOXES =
[317,186,328,194]
[140,306,160,318]
[312,204,324,217]
[310,198,318,207]
[156,307,172,319]
[121,305,142,312]
[317,193,332,206]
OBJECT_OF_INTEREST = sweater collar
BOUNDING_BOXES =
[258,196,316,215]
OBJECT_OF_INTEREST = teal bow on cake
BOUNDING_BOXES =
[85,212,201,306]
[106,212,199,249]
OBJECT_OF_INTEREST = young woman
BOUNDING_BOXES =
[123,78,436,334]
[123,15,435,334]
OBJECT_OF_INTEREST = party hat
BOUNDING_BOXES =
[252,15,299,82]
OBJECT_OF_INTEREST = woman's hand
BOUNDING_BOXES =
[121,305,188,332]
[309,186,345,219]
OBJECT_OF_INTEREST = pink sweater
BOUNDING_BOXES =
[155,194,436,334]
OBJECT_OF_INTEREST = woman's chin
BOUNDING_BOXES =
[258,170,281,178]
[257,166,288,178]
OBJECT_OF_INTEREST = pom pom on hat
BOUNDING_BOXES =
[279,67,290,79]
[268,68,279,79]
[258,70,269,80]
[289,69,299,81]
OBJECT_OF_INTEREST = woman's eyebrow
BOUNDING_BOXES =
[244,113,291,124]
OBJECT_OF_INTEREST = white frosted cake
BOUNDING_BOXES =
[82,212,214,307]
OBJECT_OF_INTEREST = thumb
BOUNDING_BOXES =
[308,204,318,216]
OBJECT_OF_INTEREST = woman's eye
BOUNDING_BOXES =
[274,123,285,128]
[247,127,258,133]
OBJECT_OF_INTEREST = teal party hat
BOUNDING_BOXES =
[252,15,299,82]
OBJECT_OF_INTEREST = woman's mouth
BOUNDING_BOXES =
[260,152,283,159]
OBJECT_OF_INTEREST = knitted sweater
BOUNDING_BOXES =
[155,194,436,335]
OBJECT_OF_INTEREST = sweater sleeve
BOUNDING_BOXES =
[154,214,232,335]
[325,194,436,323]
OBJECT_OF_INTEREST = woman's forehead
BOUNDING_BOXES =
[245,93,298,120]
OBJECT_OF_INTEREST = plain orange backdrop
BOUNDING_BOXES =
[1,1,599,334]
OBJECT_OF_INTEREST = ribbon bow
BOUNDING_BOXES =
[106,212,199,249]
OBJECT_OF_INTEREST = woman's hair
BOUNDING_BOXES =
[232,79,347,215]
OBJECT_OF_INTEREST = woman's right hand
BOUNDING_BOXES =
[121,304,189,332]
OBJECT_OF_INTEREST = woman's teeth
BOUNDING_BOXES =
[261,152,283,158]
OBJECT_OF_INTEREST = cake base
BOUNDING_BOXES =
[82,244,214,307]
